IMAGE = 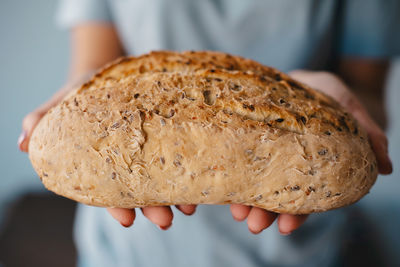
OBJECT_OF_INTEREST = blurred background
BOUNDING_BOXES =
[0,1,399,266]
[0,1,75,266]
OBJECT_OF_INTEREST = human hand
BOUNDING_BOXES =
[18,73,94,152]
[229,70,393,236]
[107,205,197,229]
[18,108,47,152]
[289,70,392,174]
[230,205,308,235]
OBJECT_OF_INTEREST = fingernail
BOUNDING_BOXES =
[18,131,27,150]
[249,228,262,235]
[280,231,292,236]
[120,222,132,228]
[380,155,393,174]
[387,158,393,173]
[159,224,172,230]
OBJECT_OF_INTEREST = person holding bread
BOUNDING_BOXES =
[18,0,399,266]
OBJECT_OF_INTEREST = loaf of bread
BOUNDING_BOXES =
[29,51,377,214]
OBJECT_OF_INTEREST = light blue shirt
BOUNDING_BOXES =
[56,1,400,266]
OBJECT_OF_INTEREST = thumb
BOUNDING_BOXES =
[18,109,46,153]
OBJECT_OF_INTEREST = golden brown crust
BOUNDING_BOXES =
[29,51,378,214]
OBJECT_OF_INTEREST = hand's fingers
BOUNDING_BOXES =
[247,207,277,234]
[368,129,393,174]
[175,204,197,215]
[107,207,136,227]
[288,70,393,174]
[19,110,45,152]
[18,130,28,152]
[230,204,251,221]
[141,206,173,229]
[349,102,392,174]
[277,214,309,235]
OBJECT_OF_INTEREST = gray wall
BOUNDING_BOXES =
[0,0,399,221]
[0,0,69,204]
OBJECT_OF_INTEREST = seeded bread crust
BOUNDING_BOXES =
[29,51,378,214]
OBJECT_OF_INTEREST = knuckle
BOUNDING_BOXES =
[22,110,43,129]
[22,114,33,128]
[316,71,337,81]
[372,131,387,145]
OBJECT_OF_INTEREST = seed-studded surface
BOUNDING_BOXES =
[29,51,378,214]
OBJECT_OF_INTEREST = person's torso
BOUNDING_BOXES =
[107,0,340,72]
[76,1,350,266]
